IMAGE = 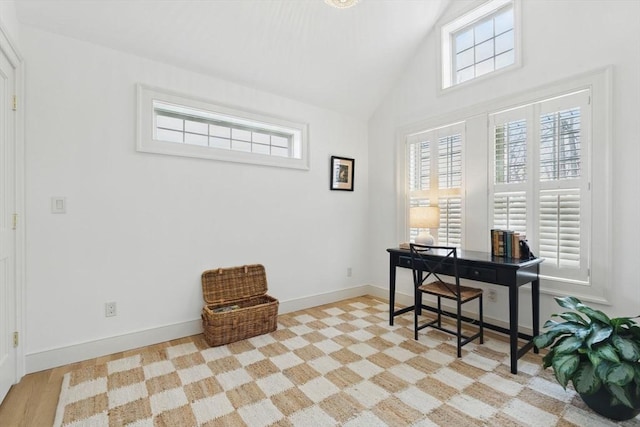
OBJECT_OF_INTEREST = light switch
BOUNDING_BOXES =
[51,197,66,214]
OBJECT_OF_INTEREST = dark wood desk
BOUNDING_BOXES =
[387,247,543,374]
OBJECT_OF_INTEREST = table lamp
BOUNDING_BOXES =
[410,206,440,245]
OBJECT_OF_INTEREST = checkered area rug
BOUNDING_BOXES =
[53,296,640,426]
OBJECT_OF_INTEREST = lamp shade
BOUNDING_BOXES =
[410,206,440,229]
[324,0,359,8]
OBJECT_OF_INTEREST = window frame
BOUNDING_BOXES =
[439,0,522,92]
[397,67,612,304]
[136,84,310,170]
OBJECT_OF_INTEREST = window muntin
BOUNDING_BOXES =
[453,5,514,85]
[441,0,518,90]
[137,85,309,170]
[154,103,296,159]
[406,123,464,247]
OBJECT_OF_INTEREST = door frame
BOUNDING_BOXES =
[0,22,25,384]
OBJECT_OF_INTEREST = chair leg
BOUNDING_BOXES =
[457,300,462,358]
[437,297,442,327]
[479,295,484,344]
[414,290,419,341]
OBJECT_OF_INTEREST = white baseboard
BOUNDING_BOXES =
[25,319,204,374]
[25,285,373,374]
[278,285,372,314]
[25,284,531,374]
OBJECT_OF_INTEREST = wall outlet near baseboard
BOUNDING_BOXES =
[488,290,497,303]
[105,302,117,317]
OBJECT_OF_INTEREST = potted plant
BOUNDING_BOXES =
[533,296,640,421]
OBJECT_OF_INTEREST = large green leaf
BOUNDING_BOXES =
[586,349,602,367]
[607,383,635,409]
[554,336,584,354]
[544,321,590,338]
[573,362,601,394]
[542,349,554,369]
[612,335,640,362]
[577,305,612,325]
[554,311,587,325]
[555,296,582,310]
[552,353,580,388]
[533,332,557,350]
[596,360,614,382]
[606,363,635,386]
[634,364,640,385]
[630,325,640,339]
[586,323,613,348]
[593,343,621,363]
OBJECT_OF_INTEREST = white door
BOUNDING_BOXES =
[0,43,17,403]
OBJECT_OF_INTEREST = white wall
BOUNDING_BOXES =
[22,26,369,369]
[368,0,640,323]
[0,0,19,44]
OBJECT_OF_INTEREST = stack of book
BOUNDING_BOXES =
[491,229,523,259]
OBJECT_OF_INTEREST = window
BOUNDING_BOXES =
[489,90,590,283]
[441,0,519,90]
[406,123,464,247]
[137,85,309,170]
[399,68,610,300]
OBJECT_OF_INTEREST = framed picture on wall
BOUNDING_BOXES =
[330,156,355,191]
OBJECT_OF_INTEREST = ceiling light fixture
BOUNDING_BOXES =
[324,0,359,9]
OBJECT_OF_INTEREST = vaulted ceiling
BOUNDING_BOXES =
[15,0,450,120]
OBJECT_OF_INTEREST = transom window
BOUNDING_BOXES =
[137,85,309,170]
[154,102,294,158]
[441,0,519,90]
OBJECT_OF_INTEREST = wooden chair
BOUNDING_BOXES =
[410,243,484,357]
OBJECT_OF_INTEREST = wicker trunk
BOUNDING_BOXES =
[201,264,278,346]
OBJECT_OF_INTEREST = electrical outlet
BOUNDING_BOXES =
[105,302,117,317]
[488,290,497,303]
[347,267,352,277]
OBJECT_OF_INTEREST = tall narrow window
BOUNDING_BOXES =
[489,90,590,282]
[406,123,464,247]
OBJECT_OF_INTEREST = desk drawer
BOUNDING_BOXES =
[399,256,413,268]
[462,266,497,283]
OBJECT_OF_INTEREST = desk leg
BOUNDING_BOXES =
[509,285,519,374]
[389,257,396,326]
[532,275,540,354]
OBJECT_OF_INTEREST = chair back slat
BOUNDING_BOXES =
[409,243,460,298]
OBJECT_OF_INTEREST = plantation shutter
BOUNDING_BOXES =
[537,91,590,281]
[539,190,581,268]
[493,192,527,234]
[490,106,530,241]
[489,90,590,282]
[406,122,464,247]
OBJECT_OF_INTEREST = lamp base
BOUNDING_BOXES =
[415,232,435,246]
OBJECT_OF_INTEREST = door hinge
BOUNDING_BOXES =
[12,95,17,111]
[12,213,17,230]
[13,332,18,348]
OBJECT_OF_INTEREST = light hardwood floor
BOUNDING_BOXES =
[0,335,201,427]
